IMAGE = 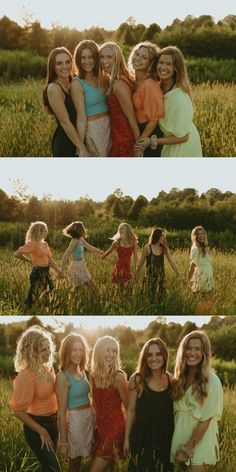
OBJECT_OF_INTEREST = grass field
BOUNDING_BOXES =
[0,80,236,157]
[0,248,235,315]
[1,377,235,472]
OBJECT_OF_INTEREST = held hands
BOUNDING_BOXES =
[39,427,54,451]
[135,137,151,153]
[76,145,91,157]
[123,437,130,457]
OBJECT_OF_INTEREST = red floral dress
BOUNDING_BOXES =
[92,378,125,459]
[112,245,134,284]
[108,76,135,157]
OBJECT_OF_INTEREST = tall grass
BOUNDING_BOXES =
[0,248,235,315]
[0,80,236,156]
[1,377,235,471]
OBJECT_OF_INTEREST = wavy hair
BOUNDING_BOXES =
[128,41,159,78]
[99,42,134,94]
[63,221,87,239]
[14,325,55,373]
[111,222,137,246]
[133,338,169,390]
[191,225,209,257]
[91,336,123,388]
[153,46,191,96]
[25,221,48,243]
[173,330,211,403]
[147,227,169,253]
[43,47,72,113]
[59,333,89,371]
[73,39,106,92]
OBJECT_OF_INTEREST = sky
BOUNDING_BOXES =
[0,158,235,201]
[0,315,214,330]
[1,0,235,30]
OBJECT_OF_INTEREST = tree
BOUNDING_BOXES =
[129,195,148,220]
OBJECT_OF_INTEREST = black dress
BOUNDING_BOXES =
[145,245,166,299]
[128,375,174,472]
[51,83,77,157]
[138,122,163,157]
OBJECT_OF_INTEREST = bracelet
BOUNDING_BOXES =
[181,446,193,459]
[150,134,158,150]
[58,442,68,446]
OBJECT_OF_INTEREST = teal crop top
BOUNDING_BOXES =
[72,240,84,260]
[63,370,90,409]
[76,77,108,117]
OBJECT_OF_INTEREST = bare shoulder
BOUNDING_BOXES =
[115,370,127,385]
[56,370,68,386]
[129,372,140,388]
[47,82,63,97]
[71,78,83,92]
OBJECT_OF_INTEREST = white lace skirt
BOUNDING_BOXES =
[85,115,111,157]
[68,260,92,286]
[67,407,94,458]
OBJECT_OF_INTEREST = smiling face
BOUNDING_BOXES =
[132,46,151,72]
[69,341,85,367]
[39,339,51,364]
[54,52,72,80]
[185,338,203,368]
[80,48,96,73]
[146,343,164,371]
[157,54,175,81]
[104,341,118,367]
[196,229,206,244]
[100,46,113,74]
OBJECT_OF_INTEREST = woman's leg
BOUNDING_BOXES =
[89,456,111,472]
[188,465,207,472]
[24,423,61,472]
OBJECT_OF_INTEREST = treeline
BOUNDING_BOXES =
[1,187,236,239]
[0,316,235,384]
[1,14,236,59]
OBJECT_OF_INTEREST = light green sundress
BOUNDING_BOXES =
[159,88,202,157]
[190,245,213,292]
[171,371,223,465]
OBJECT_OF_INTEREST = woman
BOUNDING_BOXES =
[188,226,213,293]
[128,41,164,157]
[124,338,174,472]
[136,227,180,302]
[43,46,89,157]
[99,41,140,156]
[137,46,202,157]
[171,331,223,471]
[71,40,111,156]
[89,336,128,472]
[10,325,61,472]
[56,333,94,472]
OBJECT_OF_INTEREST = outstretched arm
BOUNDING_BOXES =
[165,247,181,277]
[60,239,78,273]
[136,246,148,275]
[82,238,103,255]
[132,240,138,271]
[102,241,118,259]
[14,249,32,265]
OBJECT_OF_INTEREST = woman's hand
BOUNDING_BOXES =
[175,449,188,463]
[136,137,151,151]
[39,427,54,451]
[58,442,68,459]
[123,437,130,457]
[77,145,90,157]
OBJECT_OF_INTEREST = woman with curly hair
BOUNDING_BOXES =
[171,331,223,471]
[10,325,61,472]
[89,336,128,472]
[99,41,140,156]
[188,226,213,293]
[124,338,174,472]
[56,333,94,472]
[71,39,111,156]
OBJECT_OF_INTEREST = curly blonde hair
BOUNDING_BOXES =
[128,41,159,78]
[14,325,55,373]
[111,222,137,245]
[173,330,211,403]
[59,333,89,371]
[91,336,123,388]
[25,221,48,243]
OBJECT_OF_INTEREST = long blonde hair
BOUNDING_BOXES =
[59,333,89,371]
[14,325,55,373]
[91,336,122,388]
[111,222,137,246]
[99,42,133,94]
[128,41,159,78]
[191,225,209,256]
[173,330,211,403]
[25,221,48,243]
[155,46,191,96]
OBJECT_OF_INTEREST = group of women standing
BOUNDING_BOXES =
[43,40,202,158]
[11,325,223,472]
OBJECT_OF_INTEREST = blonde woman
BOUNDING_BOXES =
[89,336,128,472]
[56,333,94,472]
[99,41,140,156]
[171,331,223,471]
[128,41,164,157]
[14,221,61,308]
[188,226,213,293]
[124,338,174,472]
[60,221,103,287]
[137,46,202,157]
[102,223,138,284]
[71,40,111,156]
[10,325,61,472]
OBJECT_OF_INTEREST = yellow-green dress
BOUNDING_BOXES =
[190,245,213,292]
[171,371,223,466]
[159,88,202,157]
